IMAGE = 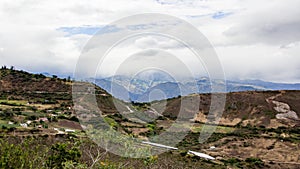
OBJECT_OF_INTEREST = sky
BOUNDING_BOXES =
[0,0,300,83]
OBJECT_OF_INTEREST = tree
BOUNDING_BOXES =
[47,142,81,169]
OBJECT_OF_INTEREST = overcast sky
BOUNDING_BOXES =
[0,0,299,83]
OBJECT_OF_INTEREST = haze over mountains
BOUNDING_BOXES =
[89,72,300,102]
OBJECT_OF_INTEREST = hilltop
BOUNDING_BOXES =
[0,67,70,93]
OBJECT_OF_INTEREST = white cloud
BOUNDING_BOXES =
[216,43,300,83]
[0,0,299,82]
[221,0,300,46]
[134,36,181,49]
[0,25,89,74]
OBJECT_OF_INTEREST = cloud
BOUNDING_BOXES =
[109,48,200,80]
[221,0,300,45]
[92,35,209,79]
[0,25,90,75]
[0,0,299,83]
[216,42,300,83]
[134,36,181,49]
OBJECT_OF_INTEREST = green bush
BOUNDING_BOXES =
[47,142,81,169]
[0,137,50,169]
[245,157,264,166]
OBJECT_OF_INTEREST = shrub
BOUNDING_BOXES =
[245,157,264,167]
[47,142,81,169]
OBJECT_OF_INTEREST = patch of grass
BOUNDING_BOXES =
[0,100,27,107]
[245,157,264,167]
[0,123,19,129]
[21,111,46,117]
[191,125,235,133]
[103,116,118,129]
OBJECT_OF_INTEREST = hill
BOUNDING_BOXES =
[0,68,70,93]
[0,67,115,134]
[163,90,300,128]
[0,68,300,168]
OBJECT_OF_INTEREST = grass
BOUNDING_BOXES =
[28,103,57,110]
[0,124,19,128]
[0,120,7,124]
[172,121,193,128]
[104,116,118,128]
[191,124,235,133]
[0,121,19,129]
[0,99,59,112]
[21,111,46,117]
[0,99,27,105]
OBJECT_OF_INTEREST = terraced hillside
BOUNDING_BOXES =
[0,68,114,136]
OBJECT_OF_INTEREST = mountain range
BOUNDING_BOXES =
[90,74,300,102]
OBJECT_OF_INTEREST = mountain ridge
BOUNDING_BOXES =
[92,75,300,102]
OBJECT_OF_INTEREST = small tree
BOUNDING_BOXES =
[47,142,81,168]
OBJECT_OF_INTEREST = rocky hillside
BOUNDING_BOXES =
[163,90,300,128]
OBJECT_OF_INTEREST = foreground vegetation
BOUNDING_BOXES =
[2,134,283,169]
[0,135,228,169]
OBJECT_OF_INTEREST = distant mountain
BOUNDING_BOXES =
[231,79,300,90]
[93,74,300,102]
[41,72,73,79]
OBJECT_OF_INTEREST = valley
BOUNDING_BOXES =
[0,68,299,168]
